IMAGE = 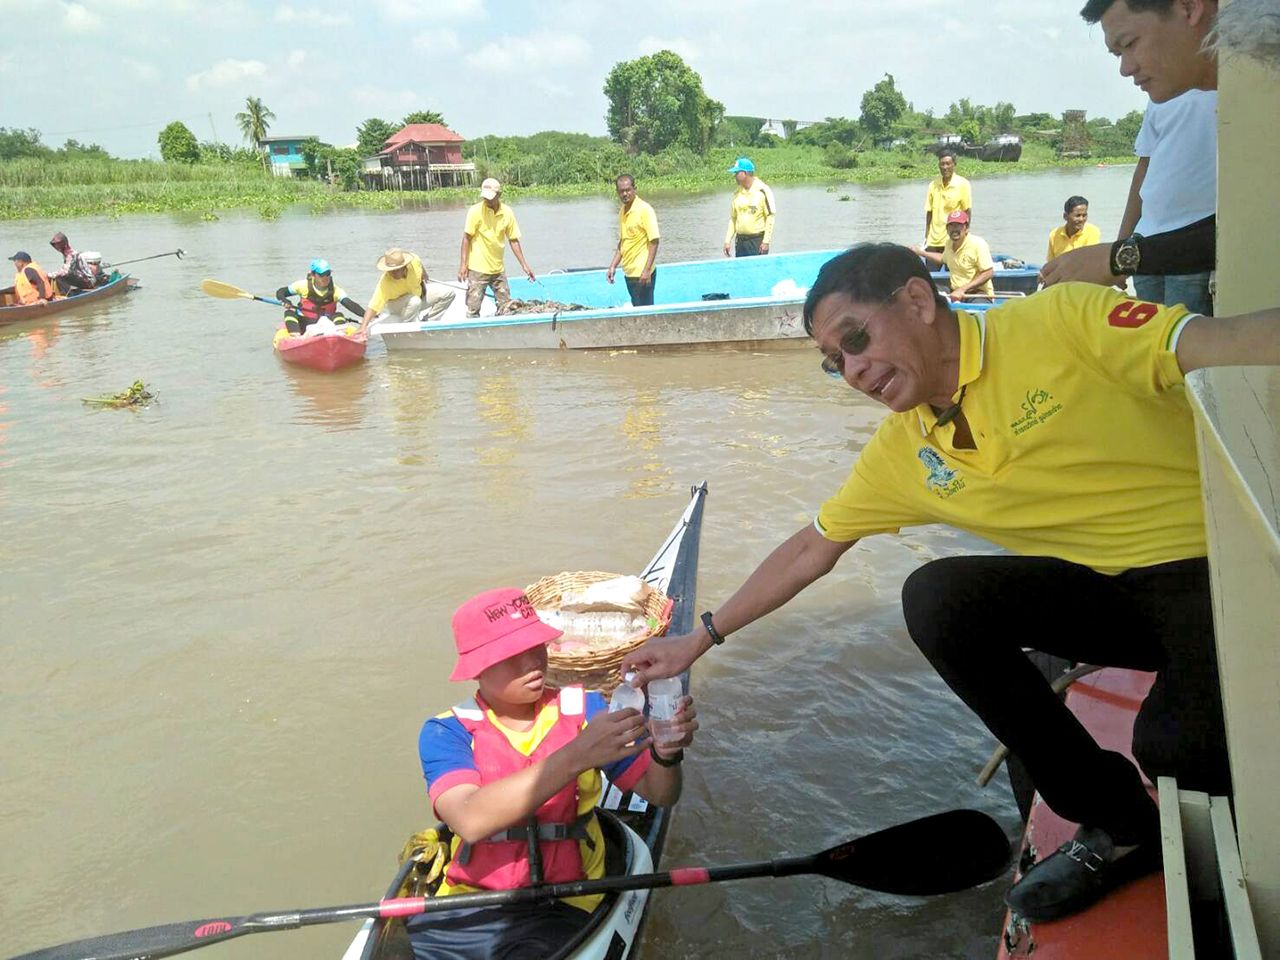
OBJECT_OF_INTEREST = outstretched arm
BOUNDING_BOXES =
[1177,307,1280,373]
[623,524,856,683]
[910,245,945,268]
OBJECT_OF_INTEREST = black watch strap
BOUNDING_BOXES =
[700,611,726,645]
[649,745,684,767]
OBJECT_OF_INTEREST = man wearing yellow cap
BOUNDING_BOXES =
[723,157,777,257]
[458,178,536,317]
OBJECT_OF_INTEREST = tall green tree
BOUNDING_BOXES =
[356,117,398,157]
[859,74,907,140]
[235,96,276,147]
[603,50,724,155]
[0,127,48,161]
[401,110,447,127]
[157,121,200,163]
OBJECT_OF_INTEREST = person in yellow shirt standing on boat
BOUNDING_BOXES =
[359,248,454,333]
[606,174,660,307]
[722,157,777,258]
[922,151,972,253]
[458,178,536,318]
[910,211,994,302]
[1045,196,1101,263]
[7,251,55,306]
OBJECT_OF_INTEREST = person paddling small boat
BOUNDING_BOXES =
[276,258,364,335]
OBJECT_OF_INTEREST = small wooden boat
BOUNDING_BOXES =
[342,483,708,960]
[373,250,1037,352]
[997,669,1167,959]
[273,325,367,372]
[0,272,137,325]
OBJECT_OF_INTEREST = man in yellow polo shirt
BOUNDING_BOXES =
[624,243,1280,923]
[1046,195,1101,263]
[458,178,536,317]
[359,247,454,333]
[923,151,972,253]
[722,156,776,258]
[606,173,660,307]
[911,211,994,302]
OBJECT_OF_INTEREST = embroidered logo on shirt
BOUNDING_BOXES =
[918,446,965,498]
[1010,388,1063,435]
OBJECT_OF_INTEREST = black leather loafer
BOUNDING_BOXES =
[1005,825,1162,922]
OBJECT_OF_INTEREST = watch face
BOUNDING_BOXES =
[1116,241,1140,272]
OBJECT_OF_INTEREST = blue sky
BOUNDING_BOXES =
[1,0,1148,159]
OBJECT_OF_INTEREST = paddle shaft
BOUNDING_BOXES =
[107,249,185,267]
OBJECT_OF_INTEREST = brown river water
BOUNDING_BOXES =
[1,166,1133,959]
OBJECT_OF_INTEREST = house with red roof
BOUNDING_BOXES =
[362,122,477,189]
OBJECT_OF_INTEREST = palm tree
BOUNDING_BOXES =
[235,96,276,148]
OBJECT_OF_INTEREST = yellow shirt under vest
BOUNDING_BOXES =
[464,201,522,275]
[617,197,660,278]
[724,179,777,245]
[942,234,994,297]
[924,174,972,248]
[815,283,1203,575]
[1046,222,1101,262]
[368,253,425,313]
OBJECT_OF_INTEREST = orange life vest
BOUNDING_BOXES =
[13,262,52,305]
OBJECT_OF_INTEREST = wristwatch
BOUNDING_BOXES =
[1111,234,1142,276]
[650,745,684,767]
[700,611,726,645]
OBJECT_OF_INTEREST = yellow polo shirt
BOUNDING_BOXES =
[1046,222,1101,261]
[724,179,777,245]
[464,201,522,275]
[942,234,994,297]
[368,253,424,313]
[618,197,660,278]
[815,283,1203,575]
[924,174,972,247]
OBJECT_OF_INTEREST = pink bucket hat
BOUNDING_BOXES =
[449,587,563,682]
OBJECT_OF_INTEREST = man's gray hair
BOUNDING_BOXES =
[1207,0,1280,69]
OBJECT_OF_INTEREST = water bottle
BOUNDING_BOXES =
[609,672,646,714]
[647,677,683,746]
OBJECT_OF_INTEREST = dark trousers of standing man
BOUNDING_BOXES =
[901,555,1230,844]
[624,269,657,307]
[735,234,765,257]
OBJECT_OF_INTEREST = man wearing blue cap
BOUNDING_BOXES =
[723,157,777,257]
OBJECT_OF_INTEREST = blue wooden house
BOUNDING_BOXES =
[260,135,314,177]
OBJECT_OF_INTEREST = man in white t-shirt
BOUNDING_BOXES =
[1117,89,1217,314]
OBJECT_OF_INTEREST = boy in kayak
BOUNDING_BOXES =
[411,587,697,959]
[275,258,364,335]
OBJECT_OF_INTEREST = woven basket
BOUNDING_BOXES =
[526,570,673,695]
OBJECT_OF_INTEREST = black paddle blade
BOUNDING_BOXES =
[814,809,1010,895]
[9,913,259,960]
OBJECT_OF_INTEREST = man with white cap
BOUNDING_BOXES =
[723,157,777,257]
[359,248,455,333]
[458,177,536,317]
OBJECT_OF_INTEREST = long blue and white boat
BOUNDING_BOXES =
[372,250,1038,352]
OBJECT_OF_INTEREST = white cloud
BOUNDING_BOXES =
[636,36,699,61]
[286,50,307,70]
[412,28,460,54]
[64,2,102,31]
[185,58,268,91]
[375,0,482,21]
[123,57,160,82]
[351,85,420,111]
[275,4,350,26]
[464,31,590,73]
[0,53,12,72]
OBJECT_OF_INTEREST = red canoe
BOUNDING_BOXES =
[273,326,367,372]
[997,669,1166,960]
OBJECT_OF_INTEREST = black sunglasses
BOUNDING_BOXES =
[820,285,904,378]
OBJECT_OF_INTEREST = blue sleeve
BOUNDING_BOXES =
[418,714,477,793]
[584,691,646,783]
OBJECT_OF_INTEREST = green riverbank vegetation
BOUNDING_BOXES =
[0,60,1141,222]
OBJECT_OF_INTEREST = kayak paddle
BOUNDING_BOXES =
[8,809,1009,960]
[200,278,282,307]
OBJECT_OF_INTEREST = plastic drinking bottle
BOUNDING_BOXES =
[609,672,646,714]
[647,677,682,745]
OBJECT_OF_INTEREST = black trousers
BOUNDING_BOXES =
[624,270,656,307]
[735,233,765,257]
[902,555,1229,843]
[406,900,591,960]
